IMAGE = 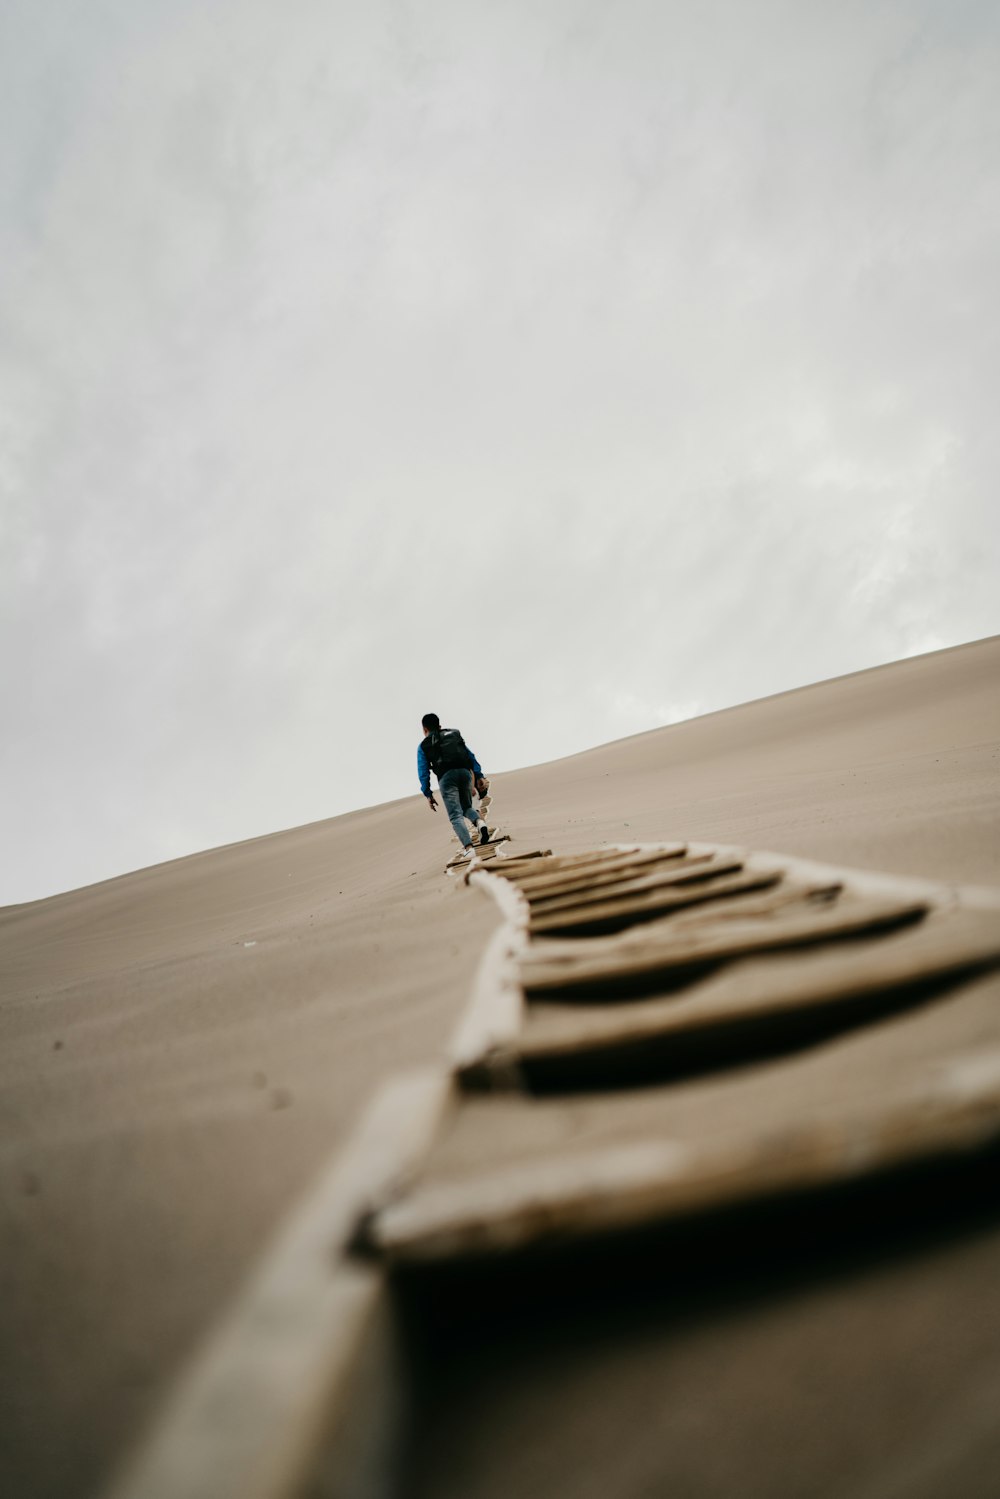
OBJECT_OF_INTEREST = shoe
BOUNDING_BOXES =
[458,845,475,860]
[478,824,494,845]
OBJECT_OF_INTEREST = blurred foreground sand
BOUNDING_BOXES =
[1,636,998,1498]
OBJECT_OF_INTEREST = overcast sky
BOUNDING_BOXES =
[2,0,999,905]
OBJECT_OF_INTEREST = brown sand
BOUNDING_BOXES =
[1,636,998,1497]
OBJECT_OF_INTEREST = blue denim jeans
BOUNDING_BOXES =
[438,768,483,847]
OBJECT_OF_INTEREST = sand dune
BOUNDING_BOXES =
[1,636,998,1498]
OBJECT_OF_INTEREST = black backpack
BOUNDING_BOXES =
[424,727,470,776]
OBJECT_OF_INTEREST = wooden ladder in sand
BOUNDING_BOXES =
[106,840,1000,1499]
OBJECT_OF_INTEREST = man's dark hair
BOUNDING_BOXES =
[421,713,440,731]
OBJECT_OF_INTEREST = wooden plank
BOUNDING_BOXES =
[104,1069,453,1499]
[515,907,1000,1065]
[527,867,784,937]
[527,855,748,917]
[369,1046,1000,1263]
[485,846,651,883]
[519,851,716,906]
[511,844,691,888]
[505,845,690,895]
[521,892,929,994]
[637,880,851,941]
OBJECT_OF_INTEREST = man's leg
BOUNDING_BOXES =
[439,770,474,846]
[458,771,491,843]
[457,771,485,831]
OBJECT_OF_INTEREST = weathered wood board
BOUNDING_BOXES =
[370,1031,1000,1262]
[521,890,928,991]
[363,841,1000,1264]
[517,907,1000,1075]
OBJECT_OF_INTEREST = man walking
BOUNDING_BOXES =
[418,713,493,858]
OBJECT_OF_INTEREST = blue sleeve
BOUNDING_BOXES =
[466,745,483,778]
[417,742,431,797]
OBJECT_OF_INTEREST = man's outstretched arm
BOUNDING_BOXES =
[417,743,437,809]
